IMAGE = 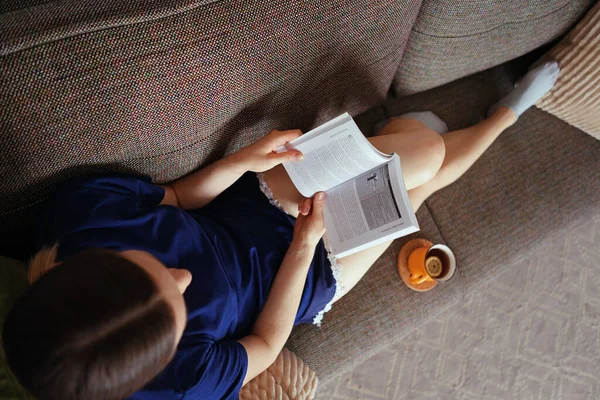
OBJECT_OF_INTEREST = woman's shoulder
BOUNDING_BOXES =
[54,173,155,194]
[36,173,166,252]
[46,173,164,209]
[127,377,185,400]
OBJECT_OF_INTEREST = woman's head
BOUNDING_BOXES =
[2,247,192,400]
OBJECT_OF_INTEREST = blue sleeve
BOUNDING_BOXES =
[37,174,165,249]
[159,339,248,400]
[127,380,184,400]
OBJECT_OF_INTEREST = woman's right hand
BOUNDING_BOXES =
[241,194,326,387]
[292,192,326,248]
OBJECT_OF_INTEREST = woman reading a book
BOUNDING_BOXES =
[2,63,558,400]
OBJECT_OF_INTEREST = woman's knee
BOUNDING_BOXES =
[369,126,445,189]
[397,127,445,188]
[415,129,445,185]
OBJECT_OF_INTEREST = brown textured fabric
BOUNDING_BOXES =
[0,0,422,258]
[239,348,318,400]
[393,0,595,95]
[428,108,600,288]
[537,2,600,138]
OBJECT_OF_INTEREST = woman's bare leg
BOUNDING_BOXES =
[263,108,517,300]
[407,107,517,211]
[334,107,517,297]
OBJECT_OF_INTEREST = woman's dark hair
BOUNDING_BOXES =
[2,248,177,400]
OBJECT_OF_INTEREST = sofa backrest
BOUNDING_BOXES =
[0,0,422,258]
[393,0,595,95]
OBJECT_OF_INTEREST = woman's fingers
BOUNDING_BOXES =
[264,130,304,166]
[297,198,306,215]
[267,149,304,163]
[293,193,326,246]
[299,197,312,216]
[299,193,325,217]
[268,129,303,148]
[297,193,325,218]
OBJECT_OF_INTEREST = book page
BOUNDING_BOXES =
[323,154,419,258]
[278,113,390,197]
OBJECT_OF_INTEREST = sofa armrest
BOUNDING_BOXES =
[240,348,318,400]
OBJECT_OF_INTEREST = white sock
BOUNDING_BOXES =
[399,111,448,134]
[489,61,560,117]
[374,111,448,135]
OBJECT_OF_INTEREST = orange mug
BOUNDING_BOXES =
[408,244,456,285]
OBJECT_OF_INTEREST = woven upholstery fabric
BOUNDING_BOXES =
[537,2,600,138]
[393,0,595,95]
[0,0,422,258]
[239,348,318,400]
[428,110,600,289]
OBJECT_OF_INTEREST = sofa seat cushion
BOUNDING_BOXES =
[538,1,600,139]
[393,0,595,95]
[295,65,600,384]
[0,0,423,258]
[386,65,600,293]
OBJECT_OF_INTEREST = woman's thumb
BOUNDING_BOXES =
[311,192,326,216]
[272,150,303,162]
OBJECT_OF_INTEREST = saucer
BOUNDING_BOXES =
[397,238,437,292]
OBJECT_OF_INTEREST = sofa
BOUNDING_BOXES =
[2,0,599,396]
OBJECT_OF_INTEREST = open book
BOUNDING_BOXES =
[277,113,419,258]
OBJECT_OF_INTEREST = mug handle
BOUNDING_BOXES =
[408,247,430,285]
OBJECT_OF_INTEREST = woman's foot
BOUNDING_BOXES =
[489,61,560,118]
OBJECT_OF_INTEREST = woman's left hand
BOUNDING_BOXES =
[293,192,326,248]
[235,129,304,173]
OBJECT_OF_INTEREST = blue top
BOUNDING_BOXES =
[37,173,336,400]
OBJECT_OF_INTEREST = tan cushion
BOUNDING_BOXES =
[239,348,318,400]
[393,0,595,95]
[537,2,600,139]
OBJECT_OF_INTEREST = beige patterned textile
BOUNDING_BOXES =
[239,349,318,400]
[538,2,600,139]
